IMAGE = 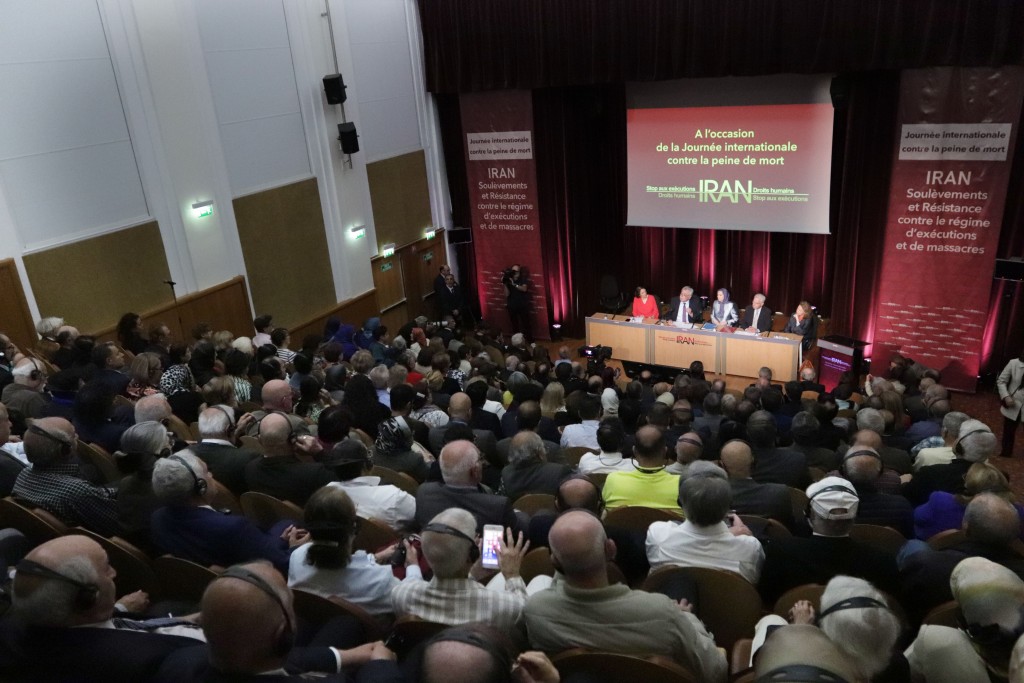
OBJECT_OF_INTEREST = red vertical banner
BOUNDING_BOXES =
[872,68,1024,392]
[460,91,550,340]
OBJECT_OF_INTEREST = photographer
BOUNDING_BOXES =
[503,265,531,341]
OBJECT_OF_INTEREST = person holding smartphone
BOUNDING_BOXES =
[392,507,530,631]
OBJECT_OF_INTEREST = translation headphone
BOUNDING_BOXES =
[212,404,235,429]
[27,423,73,456]
[754,664,850,683]
[27,358,44,383]
[839,448,882,476]
[16,558,98,611]
[422,523,480,562]
[214,567,294,657]
[805,483,857,519]
[676,436,704,452]
[954,429,991,457]
[816,596,887,622]
[170,455,208,497]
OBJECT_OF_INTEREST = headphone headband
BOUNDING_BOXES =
[754,664,850,683]
[817,596,887,621]
[16,558,99,610]
[422,523,480,562]
[214,566,294,655]
[170,454,208,497]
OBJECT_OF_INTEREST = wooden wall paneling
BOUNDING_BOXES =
[233,178,336,329]
[0,259,38,351]
[366,151,433,252]
[380,304,409,336]
[21,221,172,334]
[371,255,406,312]
[90,276,253,345]
[413,239,446,319]
[288,290,380,347]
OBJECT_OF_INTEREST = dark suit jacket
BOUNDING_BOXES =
[728,478,794,528]
[471,409,504,442]
[191,441,261,496]
[497,436,562,465]
[837,443,912,475]
[661,297,704,324]
[244,455,335,506]
[737,305,773,332]
[151,504,293,573]
[414,482,517,532]
[500,461,572,499]
[902,458,971,507]
[852,483,914,537]
[500,408,560,442]
[751,446,809,489]
[759,535,899,604]
[0,450,26,498]
[427,420,499,464]
[438,283,466,318]
[797,380,827,395]
[95,368,131,396]
[0,618,196,682]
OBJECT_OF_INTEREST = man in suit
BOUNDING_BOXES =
[433,264,452,316]
[151,451,307,574]
[415,439,518,531]
[465,381,503,441]
[902,419,999,506]
[796,366,827,395]
[719,439,794,528]
[496,400,561,464]
[499,431,571,499]
[737,293,772,333]
[748,411,809,489]
[997,348,1024,458]
[0,535,200,681]
[155,561,398,682]
[661,286,704,326]
[90,341,130,396]
[758,476,900,604]
[191,406,260,496]
[244,412,334,506]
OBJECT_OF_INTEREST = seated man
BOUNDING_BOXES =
[559,394,602,450]
[244,412,334,506]
[499,432,571,499]
[151,451,307,574]
[601,425,681,511]
[840,447,913,537]
[754,625,859,683]
[1,358,50,419]
[191,405,260,496]
[646,466,765,584]
[323,439,416,531]
[524,510,727,682]
[415,440,518,531]
[496,400,560,464]
[719,440,793,527]
[748,411,808,489]
[12,417,119,536]
[661,286,703,326]
[156,560,396,682]
[903,419,998,506]
[0,536,200,682]
[241,380,310,437]
[758,476,899,604]
[737,293,772,333]
[392,508,528,631]
[665,431,703,477]
[913,411,970,470]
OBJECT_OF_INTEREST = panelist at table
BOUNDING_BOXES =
[710,288,739,328]
[662,286,703,326]
[783,301,819,351]
[631,286,660,318]
[738,293,773,333]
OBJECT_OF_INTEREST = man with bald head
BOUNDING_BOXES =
[191,405,260,496]
[242,379,309,437]
[394,508,529,630]
[718,440,793,527]
[12,417,119,536]
[601,425,681,511]
[665,431,703,477]
[244,412,332,506]
[415,439,518,531]
[156,560,395,681]
[0,535,200,681]
[525,510,727,681]
[428,392,499,463]
[839,446,913,537]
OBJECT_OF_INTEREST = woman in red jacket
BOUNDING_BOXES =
[631,286,659,318]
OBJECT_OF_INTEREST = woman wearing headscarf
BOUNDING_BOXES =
[373,416,429,482]
[340,374,390,439]
[334,324,359,361]
[710,288,739,327]
[601,387,620,417]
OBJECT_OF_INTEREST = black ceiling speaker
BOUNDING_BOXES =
[323,74,347,104]
[338,122,359,154]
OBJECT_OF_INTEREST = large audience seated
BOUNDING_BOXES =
[3,310,1024,681]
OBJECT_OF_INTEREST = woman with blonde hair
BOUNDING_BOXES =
[126,352,163,399]
[540,382,566,420]
[782,300,818,352]
[914,461,1024,540]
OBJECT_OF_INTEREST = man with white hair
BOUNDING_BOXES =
[662,286,703,326]
[415,440,517,531]
[367,364,391,409]
[34,316,63,361]
[151,450,306,573]
[646,467,764,583]
[499,431,571,499]
[665,431,704,477]
[913,410,971,470]
[758,476,899,603]
[525,510,727,681]
[392,507,529,630]
[134,393,173,424]
[797,365,826,395]
[738,293,772,333]
[191,405,260,496]
[903,419,999,506]
[1,358,50,419]
[906,556,1024,682]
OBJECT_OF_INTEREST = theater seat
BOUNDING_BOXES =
[599,275,626,313]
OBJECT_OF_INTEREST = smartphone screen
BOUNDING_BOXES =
[481,525,502,569]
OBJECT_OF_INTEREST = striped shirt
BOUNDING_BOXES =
[392,576,527,631]
[12,463,119,536]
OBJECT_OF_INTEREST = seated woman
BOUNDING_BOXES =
[914,461,1024,540]
[631,287,659,318]
[126,352,163,400]
[783,300,819,352]
[374,416,429,482]
[116,312,147,356]
[114,420,172,553]
[288,485,421,617]
[710,288,738,327]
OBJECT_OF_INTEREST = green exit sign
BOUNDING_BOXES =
[380,262,393,272]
